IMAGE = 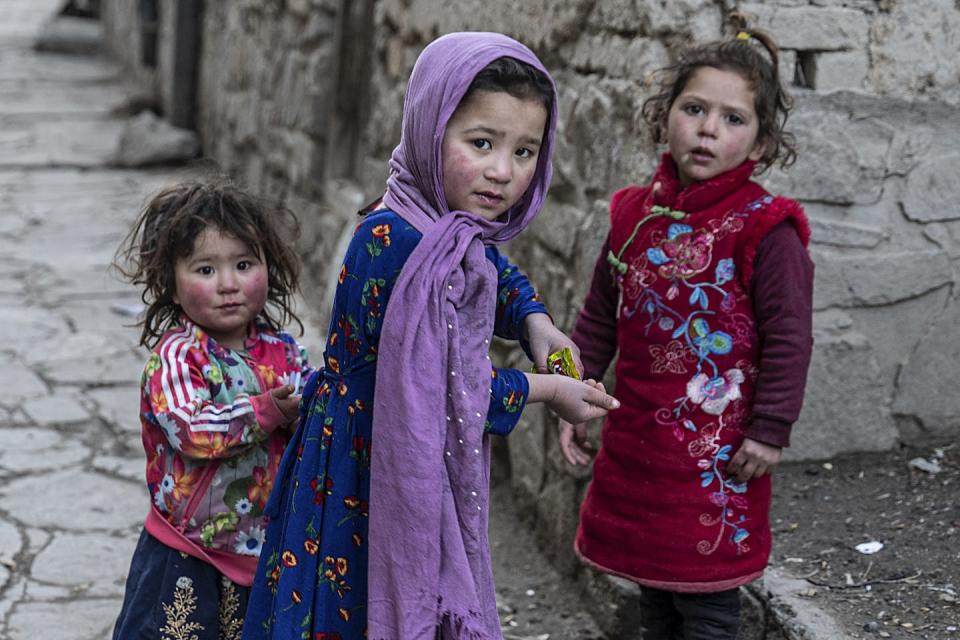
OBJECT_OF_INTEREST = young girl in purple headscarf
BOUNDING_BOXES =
[242,31,619,640]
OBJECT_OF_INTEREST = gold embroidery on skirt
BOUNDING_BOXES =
[161,576,205,640]
[218,576,243,640]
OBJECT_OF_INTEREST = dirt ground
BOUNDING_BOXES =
[490,481,605,640]
[768,442,960,639]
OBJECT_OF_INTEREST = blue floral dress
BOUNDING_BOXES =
[243,210,547,639]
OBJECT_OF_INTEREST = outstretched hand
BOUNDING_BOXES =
[547,376,618,425]
[271,384,301,423]
[525,313,584,376]
[727,437,782,483]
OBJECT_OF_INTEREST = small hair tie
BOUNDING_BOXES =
[736,31,751,41]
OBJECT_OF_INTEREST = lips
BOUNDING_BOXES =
[690,146,715,161]
[474,191,504,206]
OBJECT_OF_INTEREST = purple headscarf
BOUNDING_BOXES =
[367,32,557,640]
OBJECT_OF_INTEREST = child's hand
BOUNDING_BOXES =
[547,376,618,425]
[524,313,584,376]
[271,384,301,423]
[558,418,593,466]
[727,437,782,483]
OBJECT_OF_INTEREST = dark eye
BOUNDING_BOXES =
[198,266,214,276]
[684,104,703,115]
[727,113,745,125]
[515,147,536,159]
[237,260,250,271]
[472,139,492,151]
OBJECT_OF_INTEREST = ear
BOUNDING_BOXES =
[171,289,180,305]
[748,136,766,162]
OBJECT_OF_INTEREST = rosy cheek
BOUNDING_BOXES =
[178,281,213,306]
[244,273,269,301]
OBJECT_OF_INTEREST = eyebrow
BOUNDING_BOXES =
[187,251,259,266]
[681,92,752,114]
[461,125,542,147]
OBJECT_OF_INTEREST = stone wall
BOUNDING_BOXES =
[97,2,960,631]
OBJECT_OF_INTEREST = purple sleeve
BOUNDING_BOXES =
[746,221,815,448]
[570,234,619,381]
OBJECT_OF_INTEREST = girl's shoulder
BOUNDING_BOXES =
[609,184,653,228]
[356,209,420,239]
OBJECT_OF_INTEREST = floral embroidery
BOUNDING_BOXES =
[619,197,775,556]
[686,369,745,415]
[647,224,715,280]
[160,576,204,640]
[218,576,244,640]
[649,340,696,374]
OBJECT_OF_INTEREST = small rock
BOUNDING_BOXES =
[863,620,879,632]
[856,541,884,554]
[112,111,199,167]
[908,457,942,474]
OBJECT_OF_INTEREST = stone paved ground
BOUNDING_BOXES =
[0,3,604,639]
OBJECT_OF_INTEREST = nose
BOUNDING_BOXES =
[218,269,240,292]
[483,151,513,183]
[699,112,719,137]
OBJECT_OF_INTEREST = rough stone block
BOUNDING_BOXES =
[788,333,898,461]
[507,403,546,501]
[112,111,199,167]
[812,248,952,310]
[740,4,869,51]
[6,599,119,640]
[31,532,137,597]
[808,217,887,249]
[580,570,643,639]
[893,295,960,438]
[0,470,146,531]
[565,32,669,82]
[815,50,869,92]
[33,15,102,55]
[902,154,960,223]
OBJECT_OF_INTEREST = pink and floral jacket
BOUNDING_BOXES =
[141,317,310,586]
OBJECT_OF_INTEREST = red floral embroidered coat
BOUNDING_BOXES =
[576,156,810,592]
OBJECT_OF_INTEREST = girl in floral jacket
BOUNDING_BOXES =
[112,181,312,640]
[560,23,815,640]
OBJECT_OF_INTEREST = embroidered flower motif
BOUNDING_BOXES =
[649,340,696,374]
[646,224,715,280]
[623,254,657,300]
[234,526,265,556]
[686,369,745,415]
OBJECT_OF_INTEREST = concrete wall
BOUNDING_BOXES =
[97,2,960,631]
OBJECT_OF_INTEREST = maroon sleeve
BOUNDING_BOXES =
[746,221,815,448]
[570,234,619,381]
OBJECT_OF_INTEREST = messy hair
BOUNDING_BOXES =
[641,17,797,173]
[114,180,303,347]
[461,56,554,114]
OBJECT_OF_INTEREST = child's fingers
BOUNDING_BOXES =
[585,385,620,410]
[271,384,294,399]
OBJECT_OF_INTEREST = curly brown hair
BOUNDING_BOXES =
[114,180,303,348]
[641,18,797,173]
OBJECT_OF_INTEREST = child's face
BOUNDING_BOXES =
[665,66,764,186]
[172,227,268,350]
[441,90,548,221]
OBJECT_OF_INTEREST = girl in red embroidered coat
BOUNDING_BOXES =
[561,22,815,640]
